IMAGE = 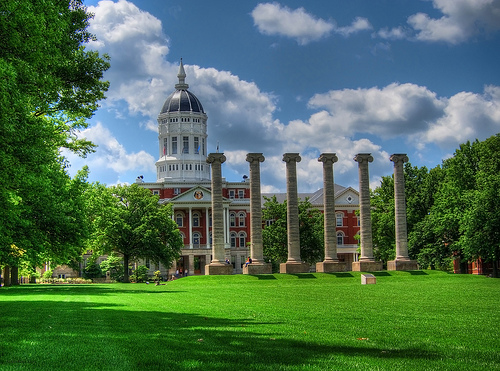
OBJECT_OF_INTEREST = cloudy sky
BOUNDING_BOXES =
[66,0,500,192]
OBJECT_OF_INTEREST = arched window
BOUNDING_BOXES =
[336,212,344,227]
[193,212,200,227]
[337,231,344,246]
[230,212,236,227]
[193,232,201,247]
[238,212,246,227]
[176,212,184,227]
[230,232,237,248]
[238,232,247,248]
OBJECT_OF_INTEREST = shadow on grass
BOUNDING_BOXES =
[291,273,317,279]
[407,270,428,275]
[0,293,441,370]
[252,275,277,280]
[326,272,354,278]
[369,272,391,277]
[0,284,184,296]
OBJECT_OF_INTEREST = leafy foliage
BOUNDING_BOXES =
[262,196,324,270]
[0,0,109,271]
[89,184,183,282]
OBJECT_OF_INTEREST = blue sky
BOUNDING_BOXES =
[65,0,500,192]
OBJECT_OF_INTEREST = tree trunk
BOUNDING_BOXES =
[492,249,499,278]
[123,254,130,283]
[11,266,19,285]
[3,267,11,287]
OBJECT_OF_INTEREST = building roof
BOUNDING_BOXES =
[160,59,205,114]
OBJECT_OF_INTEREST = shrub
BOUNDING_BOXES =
[130,265,148,283]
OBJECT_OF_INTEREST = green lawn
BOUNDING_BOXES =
[1,271,499,370]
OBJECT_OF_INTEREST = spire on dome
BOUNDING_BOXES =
[175,58,189,89]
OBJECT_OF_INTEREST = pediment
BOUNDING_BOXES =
[335,187,359,206]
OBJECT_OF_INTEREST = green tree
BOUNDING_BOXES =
[130,265,149,283]
[90,184,183,283]
[0,0,109,275]
[262,196,324,270]
[99,253,124,282]
[458,135,500,277]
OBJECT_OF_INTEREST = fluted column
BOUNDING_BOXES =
[320,153,339,261]
[388,154,418,270]
[280,153,309,273]
[316,154,347,272]
[355,153,374,261]
[244,153,272,274]
[352,154,383,272]
[205,153,232,275]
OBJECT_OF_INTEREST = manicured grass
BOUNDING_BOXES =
[1,271,499,370]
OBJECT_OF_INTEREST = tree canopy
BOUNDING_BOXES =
[0,0,109,272]
[88,184,184,283]
[371,134,500,276]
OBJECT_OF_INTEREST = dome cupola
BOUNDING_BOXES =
[160,59,205,114]
[155,60,209,182]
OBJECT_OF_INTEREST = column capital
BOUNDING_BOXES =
[282,153,301,163]
[246,153,265,163]
[389,153,409,164]
[206,152,226,164]
[318,153,338,165]
[354,153,373,164]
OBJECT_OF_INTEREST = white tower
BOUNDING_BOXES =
[156,59,210,182]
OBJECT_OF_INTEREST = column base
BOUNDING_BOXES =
[243,263,273,275]
[352,260,384,272]
[204,264,233,275]
[387,259,419,271]
[316,261,347,273]
[279,262,310,274]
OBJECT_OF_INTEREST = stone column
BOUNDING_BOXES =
[387,154,419,270]
[205,153,232,275]
[352,154,383,272]
[316,153,347,272]
[280,153,309,273]
[244,153,272,274]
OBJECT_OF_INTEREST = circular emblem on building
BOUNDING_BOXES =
[194,190,204,200]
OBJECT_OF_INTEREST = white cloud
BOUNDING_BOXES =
[376,26,408,40]
[408,0,500,44]
[251,2,334,45]
[336,17,373,37]
[65,122,156,176]
[88,0,174,117]
[305,83,445,139]
[418,85,500,146]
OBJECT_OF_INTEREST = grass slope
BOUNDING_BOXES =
[0,271,499,370]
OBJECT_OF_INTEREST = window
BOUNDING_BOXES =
[176,213,183,227]
[193,232,200,247]
[336,212,344,227]
[202,138,205,155]
[193,213,200,227]
[337,232,344,246]
[145,258,150,269]
[172,137,177,154]
[194,137,199,154]
[238,212,246,227]
[238,232,246,248]
[163,138,168,156]
[229,190,235,199]
[183,136,189,153]
[230,212,236,227]
[174,188,180,195]
[230,232,237,248]
[152,190,159,196]
[238,190,244,199]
